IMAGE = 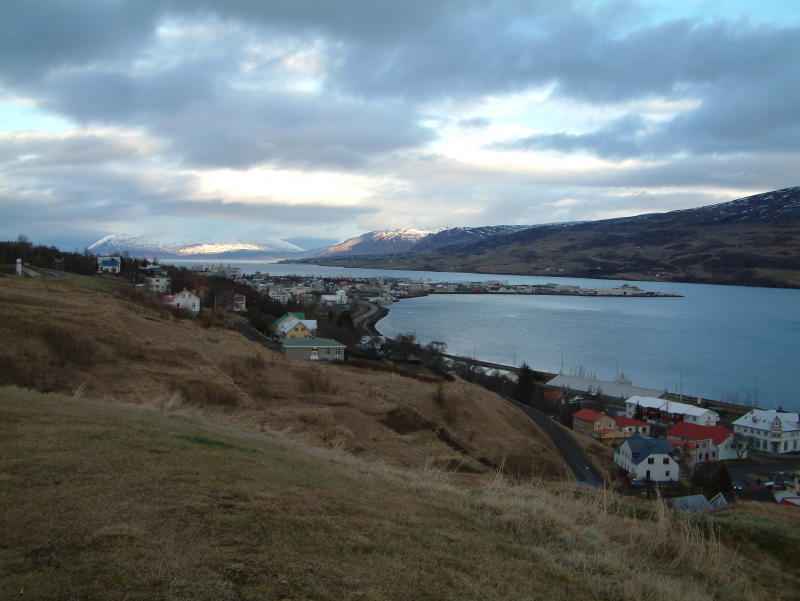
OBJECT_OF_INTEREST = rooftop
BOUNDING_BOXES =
[281,337,345,348]
[666,422,732,446]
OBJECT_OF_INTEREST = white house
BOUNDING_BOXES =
[625,396,720,426]
[321,289,348,305]
[732,409,800,455]
[268,287,292,304]
[614,434,680,483]
[145,276,171,293]
[97,256,121,274]
[163,289,201,315]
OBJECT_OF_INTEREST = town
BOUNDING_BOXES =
[91,255,800,510]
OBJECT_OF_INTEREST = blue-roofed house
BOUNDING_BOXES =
[614,434,680,483]
[97,256,121,274]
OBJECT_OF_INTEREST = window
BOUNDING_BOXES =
[648,457,654,465]
[662,457,669,465]
[665,470,670,477]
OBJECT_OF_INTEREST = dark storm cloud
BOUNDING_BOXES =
[3,0,799,165]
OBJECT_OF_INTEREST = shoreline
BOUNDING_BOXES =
[361,294,759,415]
[278,259,800,290]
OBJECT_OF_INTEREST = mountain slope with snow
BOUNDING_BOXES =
[299,187,800,288]
[88,234,306,260]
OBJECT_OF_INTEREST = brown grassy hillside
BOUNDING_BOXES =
[0,273,566,480]
[2,387,799,601]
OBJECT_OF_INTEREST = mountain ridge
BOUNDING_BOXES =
[292,187,800,288]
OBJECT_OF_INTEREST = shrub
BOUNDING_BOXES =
[41,325,96,367]
[171,379,239,407]
[298,368,338,394]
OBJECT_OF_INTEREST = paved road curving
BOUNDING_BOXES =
[505,398,603,486]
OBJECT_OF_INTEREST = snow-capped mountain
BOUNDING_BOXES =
[87,234,306,260]
[316,229,434,257]
[313,226,535,258]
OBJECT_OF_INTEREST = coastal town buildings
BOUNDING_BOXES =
[732,409,800,454]
[145,275,171,293]
[614,434,680,483]
[666,422,745,461]
[625,396,720,426]
[547,374,664,400]
[97,256,121,274]
[282,337,345,361]
[162,289,200,315]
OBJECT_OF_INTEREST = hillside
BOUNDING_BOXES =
[3,386,800,600]
[300,187,800,288]
[0,274,567,480]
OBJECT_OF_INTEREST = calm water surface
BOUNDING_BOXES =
[170,261,800,410]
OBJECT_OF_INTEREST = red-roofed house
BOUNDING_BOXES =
[616,416,651,436]
[572,409,617,437]
[666,422,745,461]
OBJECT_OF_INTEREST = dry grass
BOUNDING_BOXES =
[0,275,569,481]
[1,387,797,601]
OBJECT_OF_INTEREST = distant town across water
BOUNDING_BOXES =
[169,261,800,411]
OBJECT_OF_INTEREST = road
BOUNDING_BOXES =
[353,301,387,335]
[505,398,603,486]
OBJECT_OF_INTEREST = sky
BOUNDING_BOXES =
[1,0,799,251]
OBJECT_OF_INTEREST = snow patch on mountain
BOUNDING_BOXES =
[88,233,304,257]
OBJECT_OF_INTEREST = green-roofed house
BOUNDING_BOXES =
[276,312,305,328]
[282,337,346,361]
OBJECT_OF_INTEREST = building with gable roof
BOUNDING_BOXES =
[732,409,800,454]
[97,256,121,274]
[615,416,650,436]
[277,315,318,339]
[162,289,200,315]
[282,337,345,361]
[625,396,719,426]
[572,409,616,438]
[614,434,680,482]
[666,421,745,461]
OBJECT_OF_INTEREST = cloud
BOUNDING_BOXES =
[1,0,798,248]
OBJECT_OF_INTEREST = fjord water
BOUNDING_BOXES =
[178,262,800,410]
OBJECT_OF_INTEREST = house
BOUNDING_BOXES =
[145,275,171,293]
[97,256,121,274]
[731,409,800,455]
[215,290,246,312]
[666,422,745,461]
[163,289,200,315]
[615,416,650,436]
[625,396,720,426]
[320,289,348,305]
[282,337,345,361]
[268,287,292,304]
[277,316,318,339]
[572,409,617,437]
[614,434,680,483]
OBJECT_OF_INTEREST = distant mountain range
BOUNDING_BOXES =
[87,234,306,261]
[294,187,800,288]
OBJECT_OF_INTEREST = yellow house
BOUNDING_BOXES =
[278,316,318,339]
